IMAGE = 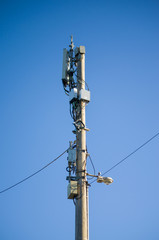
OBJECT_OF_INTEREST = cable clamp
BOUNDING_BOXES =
[76,170,86,174]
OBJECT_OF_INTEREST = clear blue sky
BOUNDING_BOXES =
[0,0,159,239]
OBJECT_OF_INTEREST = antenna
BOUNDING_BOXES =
[70,35,74,50]
[61,36,76,92]
[62,48,69,85]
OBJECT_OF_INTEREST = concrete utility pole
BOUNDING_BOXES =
[62,38,90,240]
[62,37,113,240]
[75,46,88,240]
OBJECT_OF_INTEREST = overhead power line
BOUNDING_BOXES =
[0,148,69,194]
[90,132,159,184]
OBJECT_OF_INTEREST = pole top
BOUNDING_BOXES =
[69,35,74,50]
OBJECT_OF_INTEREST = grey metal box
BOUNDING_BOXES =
[79,89,90,102]
[68,148,76,163]
[79,46,85,54]
[67,181,78,199]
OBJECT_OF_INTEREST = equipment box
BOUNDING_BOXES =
[67,181,78,199]
[79,89,90,102]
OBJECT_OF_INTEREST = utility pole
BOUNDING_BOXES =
[62,37,113,240]
[75,46,88,240]
[62,37,90,240]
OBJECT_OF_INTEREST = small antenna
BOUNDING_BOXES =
[70,35,74,49]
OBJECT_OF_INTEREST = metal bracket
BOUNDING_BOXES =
[66,176,85,181]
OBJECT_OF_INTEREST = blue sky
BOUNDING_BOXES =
[0,0,159,239]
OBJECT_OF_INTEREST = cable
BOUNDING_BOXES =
[86,145,96,180]
[75,74,89,91]
[89,132,159,184]
[0,148,69,194]
[90,154,96,175]
[73,197,76,206]
[87,155,96,180]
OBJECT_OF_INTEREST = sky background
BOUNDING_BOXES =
[0,0,159,239]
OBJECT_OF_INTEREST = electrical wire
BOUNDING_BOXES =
[87,155,96,180]
[89,132,159,185]
[75,74,89,91]
[73,197,76,206]
[0,148,69,194]
[86,145,96,180]
[87,151,96,180]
